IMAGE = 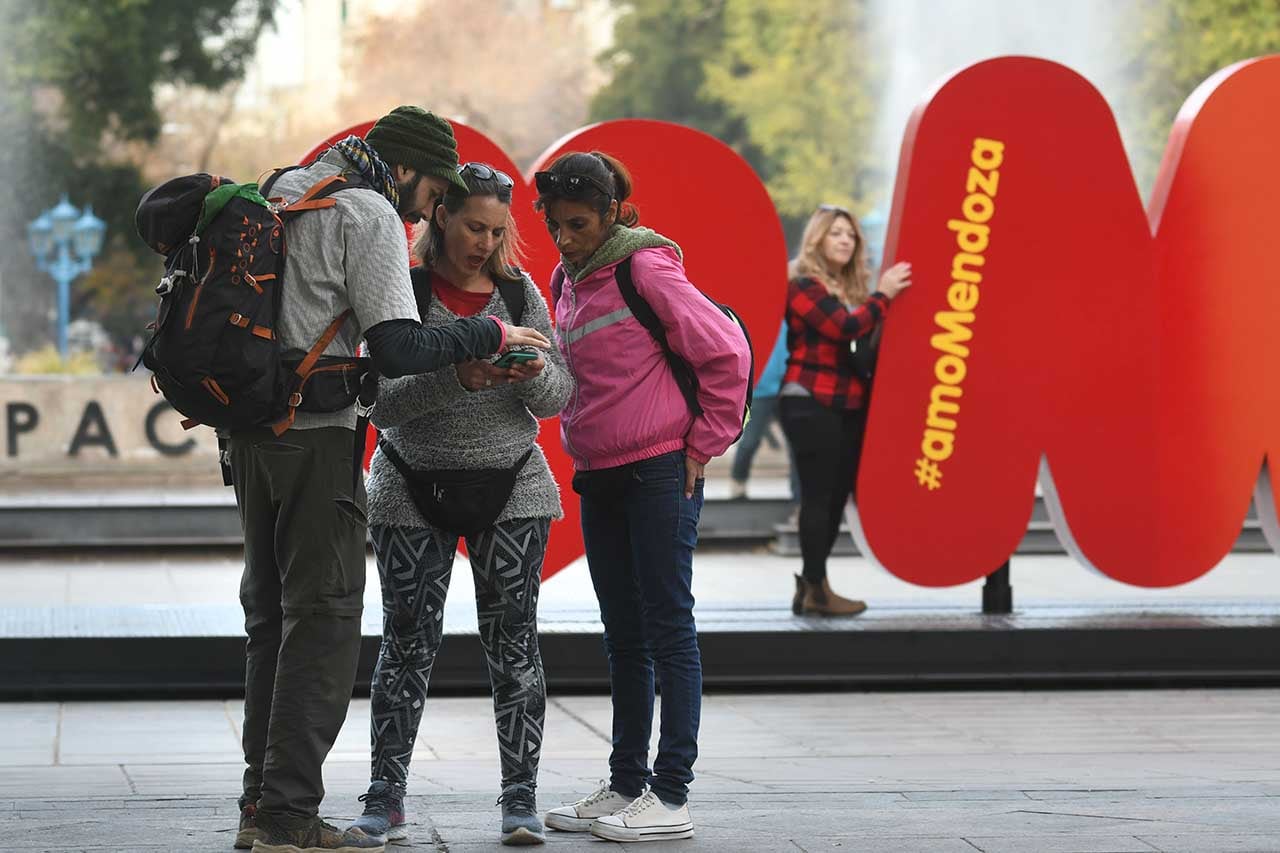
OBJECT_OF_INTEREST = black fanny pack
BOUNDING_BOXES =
[282,355,373,413]
[379,438,532,538]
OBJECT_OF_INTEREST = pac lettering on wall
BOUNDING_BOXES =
[0,378,218,481]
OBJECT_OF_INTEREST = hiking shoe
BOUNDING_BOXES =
[234,803,257,849]
[349,781,407,842]
[498,783,545,846]
[251,814,384,852]
[591,790,694,843]
[544,780,632,832]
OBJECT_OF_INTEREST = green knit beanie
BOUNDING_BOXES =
[365,106,468,192]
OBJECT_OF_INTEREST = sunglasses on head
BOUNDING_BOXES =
[534,170,613,200]
[458,162,514,189]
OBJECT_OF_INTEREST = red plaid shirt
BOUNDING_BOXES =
[783,276,890,410]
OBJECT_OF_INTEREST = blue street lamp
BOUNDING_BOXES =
[26,196,106,359]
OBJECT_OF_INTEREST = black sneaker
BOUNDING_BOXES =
[234,803,257,849]
[498,783,545,846]
[349,781,407,842]
[251,812,384,852]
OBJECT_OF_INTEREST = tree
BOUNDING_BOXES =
[1117,0,1280,198]
[590,0,759,166]
[0,0,277,357]
[703,0,878,228]
[337,0,599,169]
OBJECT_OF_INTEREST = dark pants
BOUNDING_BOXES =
[576,450,703,807]
[729,395,800,500]
[368,518,549,792]
[230,426,367,821]
[778,397,866,584]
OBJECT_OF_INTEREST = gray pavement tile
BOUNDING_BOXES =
[0,766,132,798]
[903,790,1035,802]
[1138,835,1280,852]
[790,842,983,853]
[963,836,1158,852]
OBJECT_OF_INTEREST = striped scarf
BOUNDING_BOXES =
[333,135,399,209]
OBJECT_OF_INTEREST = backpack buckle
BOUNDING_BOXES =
[354,399,375,418]
[155,276,174,296]
[288,392,302,407]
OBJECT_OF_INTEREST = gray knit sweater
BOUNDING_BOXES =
[366,274,572,530]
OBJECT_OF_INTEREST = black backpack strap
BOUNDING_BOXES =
[550,266,566,305]
[259,165,302,200]
[410,265,432,319]
[496,278,526,325]
[614,257,703,416]
[353,365,379,497]
[412,266,524,326]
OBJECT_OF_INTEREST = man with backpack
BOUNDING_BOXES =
[181,107,549,853]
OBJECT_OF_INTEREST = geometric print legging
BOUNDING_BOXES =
[368,517,550,792]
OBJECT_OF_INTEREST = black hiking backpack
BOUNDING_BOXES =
[134,167,379,484]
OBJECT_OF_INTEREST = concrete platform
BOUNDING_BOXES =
[4,548,1280,697]
[3,689,1280,851]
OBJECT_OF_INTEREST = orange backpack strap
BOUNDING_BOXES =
[296,309,352,378]
[270,309,353,435]
[278,175,348,215]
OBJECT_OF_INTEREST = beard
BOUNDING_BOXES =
[396,173,424,223]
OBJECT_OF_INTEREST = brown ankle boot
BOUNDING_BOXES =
[799,577,867,616]
[791,574,806,615]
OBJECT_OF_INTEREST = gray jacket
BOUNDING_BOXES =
[366,274,572,530]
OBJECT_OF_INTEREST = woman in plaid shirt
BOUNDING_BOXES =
[779,205,912,616]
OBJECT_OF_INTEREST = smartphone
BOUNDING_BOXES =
[493,350,541,369]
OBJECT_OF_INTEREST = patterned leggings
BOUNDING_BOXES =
[368,518,550,791]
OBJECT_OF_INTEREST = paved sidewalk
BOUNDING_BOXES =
[2,689,1280,852]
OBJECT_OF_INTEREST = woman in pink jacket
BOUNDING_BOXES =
[535,151,749,844]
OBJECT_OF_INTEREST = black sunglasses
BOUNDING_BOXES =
[534,170,613,200]
[458,162,514,189]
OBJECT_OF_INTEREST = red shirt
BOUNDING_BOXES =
[782,276,890,410]
[431,272,493,317]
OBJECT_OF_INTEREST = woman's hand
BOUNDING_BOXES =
[684,455,705,499]
[456,358,516,391]
[503,323,552,350]
[509,357,546,384]
[878,261,913,299]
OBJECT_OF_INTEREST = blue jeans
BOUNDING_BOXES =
[575,450,703,807]
[730,395,800,500]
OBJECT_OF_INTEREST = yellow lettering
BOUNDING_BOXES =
[935,354,967,385]
[931,311,975,359]
[951,250,985,282]
[922,429,955,462]
[962,192,994,224]
[972,137,1005,170]
[966,166,999,196]
[949,221,990,255]
[947,281,979,312]
[927,383,962,430]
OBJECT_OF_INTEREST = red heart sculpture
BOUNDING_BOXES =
[302,120,787,578]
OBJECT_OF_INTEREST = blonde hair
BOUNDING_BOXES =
[787,206,869,305]
[412,170,526,282]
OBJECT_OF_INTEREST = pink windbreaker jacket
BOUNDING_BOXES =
[552,245,750,471]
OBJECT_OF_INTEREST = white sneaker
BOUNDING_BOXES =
[544,781,632,832]
[590,790,694,843]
